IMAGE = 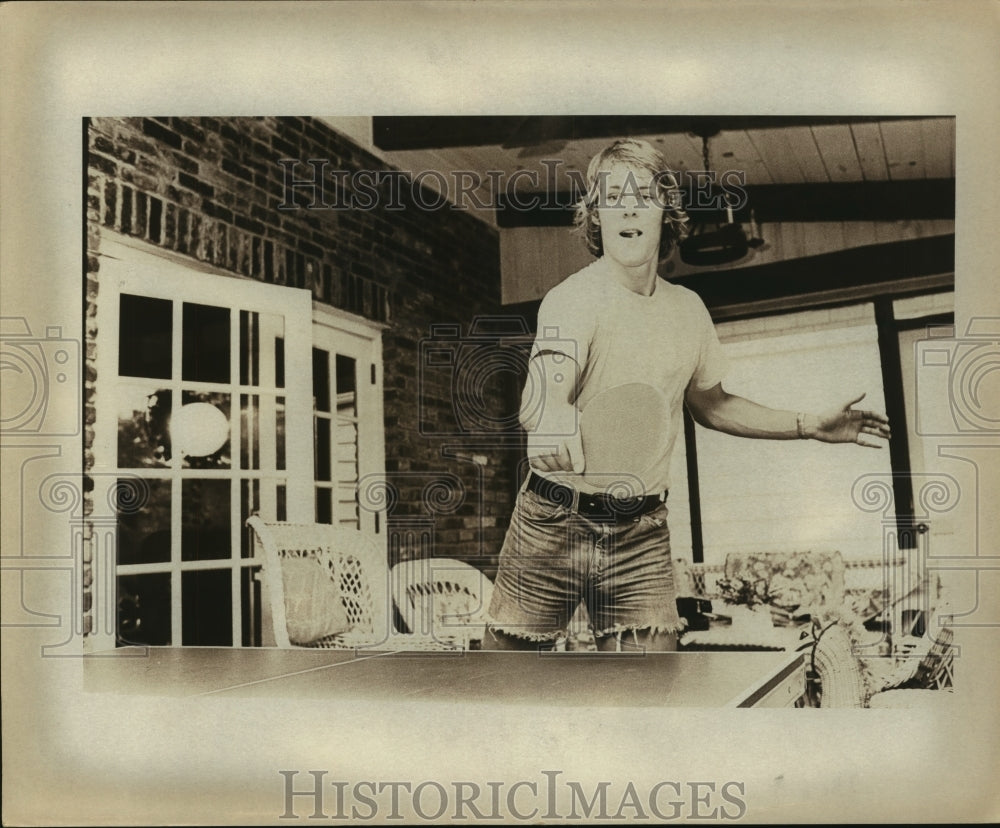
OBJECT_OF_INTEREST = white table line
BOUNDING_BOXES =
[191,649,399,697]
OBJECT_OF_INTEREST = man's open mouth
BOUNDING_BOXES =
[619,229,642,238]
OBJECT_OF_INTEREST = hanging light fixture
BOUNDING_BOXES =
[679,129,765,266]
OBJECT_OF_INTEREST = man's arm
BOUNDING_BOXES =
[520,351,585,472]
[685,382,892,448]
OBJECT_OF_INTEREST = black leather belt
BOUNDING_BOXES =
[526,470,666,521]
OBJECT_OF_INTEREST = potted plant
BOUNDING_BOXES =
[715,575,775,633]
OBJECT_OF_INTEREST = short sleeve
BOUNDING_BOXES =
[689,298,729,390]
[530,279,594,372]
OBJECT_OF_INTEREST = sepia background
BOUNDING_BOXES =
[2,1,998,824]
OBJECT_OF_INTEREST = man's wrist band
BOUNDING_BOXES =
[796,412,807,439]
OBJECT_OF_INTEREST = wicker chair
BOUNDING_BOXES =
[674,558,726,601]
[802,619,957,708]
[390,558,494,650]
[246,517,392,649]
[866,625,957,708]
[731,550,854,708]
[809,620,868,707]
[677,551,862,707]
[676,551,954,707]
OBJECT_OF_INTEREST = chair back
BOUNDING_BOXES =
[865,624,957,707]
[811,621,867,708]
[673,558,726,599]
[902,625,956,690]
[390,558,493,649]
[246,517,390,648]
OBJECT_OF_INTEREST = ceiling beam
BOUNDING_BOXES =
[372,115,936,151]
[672,234,954,317]
[495,178,955,227]
[501,236,954,320]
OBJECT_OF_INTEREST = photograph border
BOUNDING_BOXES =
[2,1,999,824]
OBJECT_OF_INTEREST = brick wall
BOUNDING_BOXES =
[84,116,520,638]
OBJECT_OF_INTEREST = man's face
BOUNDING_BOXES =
[594,162,664,270]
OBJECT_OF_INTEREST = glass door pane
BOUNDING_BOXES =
[313,349,360,528]
[335,354,360,530]
[100,245,314,649]
[311,319,383,536]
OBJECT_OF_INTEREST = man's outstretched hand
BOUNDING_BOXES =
[807,393,891,448]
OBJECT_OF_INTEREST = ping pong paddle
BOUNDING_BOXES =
[578,382,671,488]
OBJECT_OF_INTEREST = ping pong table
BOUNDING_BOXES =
[84,647,805,707]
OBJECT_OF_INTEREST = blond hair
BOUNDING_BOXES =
[573,138,689,262]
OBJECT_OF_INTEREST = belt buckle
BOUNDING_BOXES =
[585,493,628,522]
[579,494,601,516]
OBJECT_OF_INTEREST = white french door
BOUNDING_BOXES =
[94,237,314,648]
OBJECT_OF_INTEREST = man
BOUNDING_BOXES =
[484,138,891,652]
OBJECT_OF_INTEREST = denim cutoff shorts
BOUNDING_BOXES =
[488,487,685,641]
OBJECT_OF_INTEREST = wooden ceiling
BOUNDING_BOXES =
[372,115,954,183]
[360,116,955,227]
[320,116,956,306]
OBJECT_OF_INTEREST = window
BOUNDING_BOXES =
[311,308,386,534]
[93,237,383,649]
[893,292,957,479]
[686,305,893,565]
[674,292,954,567]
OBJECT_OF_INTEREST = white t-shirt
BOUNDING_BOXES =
[528,257,728,494]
